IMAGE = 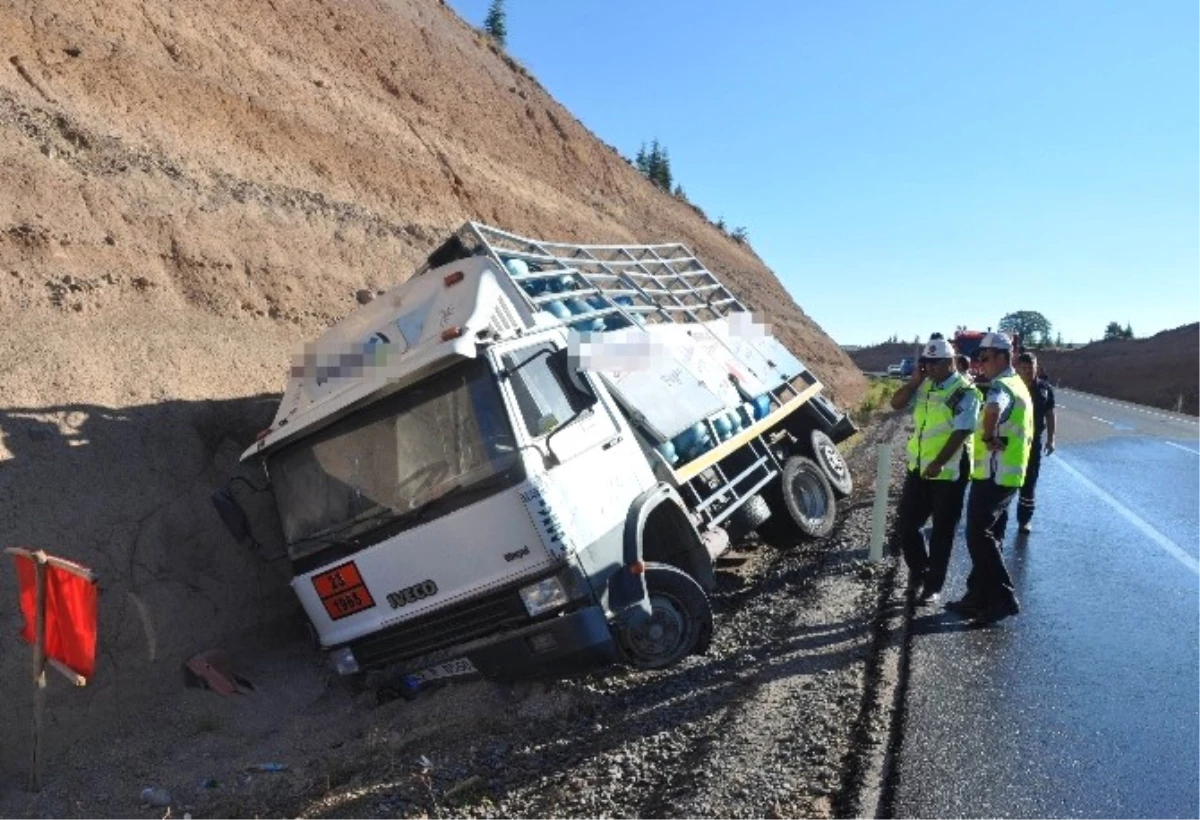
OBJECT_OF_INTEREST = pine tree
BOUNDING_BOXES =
[483,0,507,47]
[635,143,648,176]
[656,145,673,191]
[1123,323,1134,339]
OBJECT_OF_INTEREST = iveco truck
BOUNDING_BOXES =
[214,223,856,682]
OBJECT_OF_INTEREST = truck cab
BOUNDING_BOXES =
[216,223,857,683]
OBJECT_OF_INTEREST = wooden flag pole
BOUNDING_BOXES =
[4,547,95,792]
[30,553,47,793]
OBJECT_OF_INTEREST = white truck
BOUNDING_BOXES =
[213,223,857,682]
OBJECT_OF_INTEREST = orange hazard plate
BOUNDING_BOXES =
[312,561,376,621]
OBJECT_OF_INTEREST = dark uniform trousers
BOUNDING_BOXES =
[965,477,1019,608]
[896,468,965,595]
[994,438,1042,537]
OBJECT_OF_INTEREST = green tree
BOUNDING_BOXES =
[730,226,748,244]
[483,0,507,47]
[635,139,674,191]
[1054,331,1063,347]
[1123,322,1134,339]
[998,310,1052,345]
[1103,321,1123,340]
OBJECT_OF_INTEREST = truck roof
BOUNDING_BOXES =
[241,257,520,461]
[243,222,818,460]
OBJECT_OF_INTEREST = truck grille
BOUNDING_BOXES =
[349,584,531,670]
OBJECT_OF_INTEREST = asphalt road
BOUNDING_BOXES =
[888,389,1199,819]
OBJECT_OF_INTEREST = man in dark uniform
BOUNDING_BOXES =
[1014,351,1056,533]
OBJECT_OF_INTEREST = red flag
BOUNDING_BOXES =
[14,555,98,679]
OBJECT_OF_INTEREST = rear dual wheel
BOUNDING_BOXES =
[759,455,838,547]
[809,430,852,498]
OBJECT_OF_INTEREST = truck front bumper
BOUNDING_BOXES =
[467,605,617,678]
[352,604,617,682]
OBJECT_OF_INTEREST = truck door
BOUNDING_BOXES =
[493,339,651,556]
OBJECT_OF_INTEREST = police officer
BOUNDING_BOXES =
[946,332,1032,623]
[889,335,980,604]
[1014,351,1056,533]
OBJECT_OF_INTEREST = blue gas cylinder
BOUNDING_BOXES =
[752,394,772,420]
[655,440,678,465]
[543,300,572,321]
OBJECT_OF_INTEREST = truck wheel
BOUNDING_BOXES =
[761,456,836,545]
[809,430,853,498]
[615,563,712,670]
[724,494,772,540]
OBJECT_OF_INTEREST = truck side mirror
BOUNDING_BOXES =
[211,487,251,543]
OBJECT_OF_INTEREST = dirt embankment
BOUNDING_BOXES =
[848,324,1198,415]
[1036,324,1199,416]
[0,0,867,776]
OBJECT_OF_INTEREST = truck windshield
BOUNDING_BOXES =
[268,358,521,559]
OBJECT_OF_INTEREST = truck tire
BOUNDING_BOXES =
[809,429,853,498]
[759,456,837,544]
[724,494,772,540]
[615,563,713,670]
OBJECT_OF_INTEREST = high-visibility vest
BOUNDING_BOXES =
[971,371,1034,487]
[906,371,978,481]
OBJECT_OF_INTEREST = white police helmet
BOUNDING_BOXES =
[919,337,955,360]
[979,331,1013,351]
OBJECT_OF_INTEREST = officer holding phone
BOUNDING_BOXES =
[889,335,980,604]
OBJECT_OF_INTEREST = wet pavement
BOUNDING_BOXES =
[888,390,1199,818]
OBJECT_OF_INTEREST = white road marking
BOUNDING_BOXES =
[1091,415,1112,426]
[1164,441,1200,456]
[1059,389,1198,425]
[1051,456,1199,575]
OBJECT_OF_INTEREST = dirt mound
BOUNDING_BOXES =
[846,342,921,374]
[849,325,1198,416]
[0,0,867,773]
[1037,324,1198,416]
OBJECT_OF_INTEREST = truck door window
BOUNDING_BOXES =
[503,345,592,438]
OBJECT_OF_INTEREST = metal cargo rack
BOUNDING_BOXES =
[427,222,822,533]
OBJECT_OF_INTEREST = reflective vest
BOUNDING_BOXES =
[906,371,977,481]
[971,371,1034,486]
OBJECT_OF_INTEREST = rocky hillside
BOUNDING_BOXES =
[0,0,867,770]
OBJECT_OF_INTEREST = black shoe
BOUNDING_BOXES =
[1018,523,1032,534]
[971,597,1020,624]
[944,597,982,616]
[918,586,941,605]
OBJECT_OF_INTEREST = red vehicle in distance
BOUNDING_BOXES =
[953,327,1022,386]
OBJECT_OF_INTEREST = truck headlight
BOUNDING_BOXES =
[329,646,360,676]
[519,576,569,616]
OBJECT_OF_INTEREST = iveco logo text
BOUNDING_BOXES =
[504,545,531,562]
[387,580,438,609]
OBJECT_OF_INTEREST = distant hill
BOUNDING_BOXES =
[847,341,923,374]
[850,325,1198,416]
[1037,324,1198,416]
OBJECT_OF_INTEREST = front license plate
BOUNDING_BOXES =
[410,657,478,683]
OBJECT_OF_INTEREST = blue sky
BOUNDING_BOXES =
[448,1,1198,346]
